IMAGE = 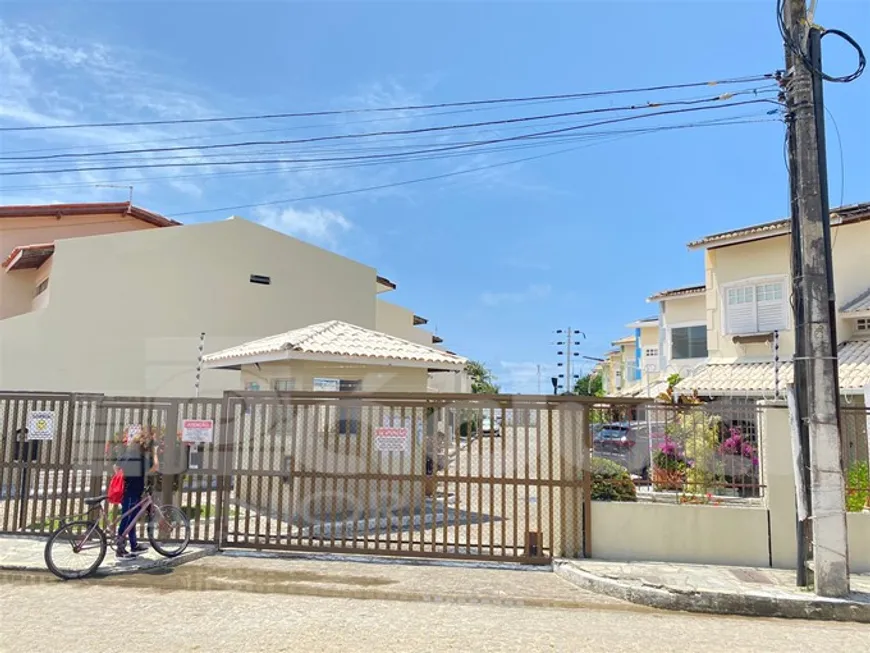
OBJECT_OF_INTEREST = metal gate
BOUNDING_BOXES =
[0,393,223,544]
[216,391,596,563]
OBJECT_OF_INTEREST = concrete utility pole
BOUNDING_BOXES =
[555,328,585,393]
[781,0,850,597]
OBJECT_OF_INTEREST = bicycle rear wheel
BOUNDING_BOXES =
[147,505,190,557]
[44,520,107,580]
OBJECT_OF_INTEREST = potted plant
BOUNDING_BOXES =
[652,436,687,491]
[718,427,760,497]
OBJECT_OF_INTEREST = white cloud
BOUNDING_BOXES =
[480,283,551,307]
[256,206,352,247]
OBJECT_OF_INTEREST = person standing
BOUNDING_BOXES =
[114,429,159,559]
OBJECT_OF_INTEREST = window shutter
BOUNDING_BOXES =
[757,282,787,331]
[727,286,756,334]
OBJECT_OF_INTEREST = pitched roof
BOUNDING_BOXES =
[612,335,636,346]
[675,340,870,395]
[842,287,870,314]
[2,243,55,270]
[203,320,467,370]
[647,284,706,302]
[687,202,870,250]
[0,202,180,227]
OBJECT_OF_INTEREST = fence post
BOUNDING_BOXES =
[581,404,592,558]
[555,402,585,558]
[760,400,798,568]
[213,392,233,549]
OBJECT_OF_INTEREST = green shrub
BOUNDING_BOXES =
[846,461,870,512]
[591,457,637,502]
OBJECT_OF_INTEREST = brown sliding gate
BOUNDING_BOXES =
[0,390,645,563]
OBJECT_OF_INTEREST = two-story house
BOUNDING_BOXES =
[0,202,462,397]
[674,202,870,403]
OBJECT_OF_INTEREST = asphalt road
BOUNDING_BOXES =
[1,554,867,652]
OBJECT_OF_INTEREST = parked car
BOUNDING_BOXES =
[481,416,500,436]
[592,421,666,478]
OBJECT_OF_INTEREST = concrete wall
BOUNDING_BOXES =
[589,402,870,572]
[0,218,379,396]
[762,401,870,573]
[0,212,160,319]
[592,502,770,567]
[375,300,434,346]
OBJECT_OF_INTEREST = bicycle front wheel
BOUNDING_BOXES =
[147,505,190,557]
[44,520,107,580]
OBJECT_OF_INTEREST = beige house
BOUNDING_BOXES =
[0,202,461,397]
[675,202,870,401]
[201,319,467,393]
[202,320,467,520]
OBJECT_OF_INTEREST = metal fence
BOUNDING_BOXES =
[0,390,648,563]
[215,392,644,563]
[842,405,870,512]
[591,399,765,500]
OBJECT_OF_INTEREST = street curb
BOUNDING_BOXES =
[0,543,216,576]
[553,560,870,623]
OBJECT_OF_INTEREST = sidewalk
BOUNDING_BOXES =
[0,535,214,575]
[555,559,870,623]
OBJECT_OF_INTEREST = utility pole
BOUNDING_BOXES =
[781,0,850,597]
[555,328,585,394]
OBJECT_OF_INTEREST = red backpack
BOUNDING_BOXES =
[107,469,125,504]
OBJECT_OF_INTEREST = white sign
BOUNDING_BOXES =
[26,410,56,441]
[126,424,142,442]
[375,427,409,453]
[182,419,214,444]
[313,377,340,392]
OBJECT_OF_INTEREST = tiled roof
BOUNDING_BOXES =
[687,202,870,250]
[647,284,706,302]
[2,243,55,270]
[0,202,180,227]
[842,287,870,314]
[675,340,870,395]
[203,320,466,369]
[612,335,636,346]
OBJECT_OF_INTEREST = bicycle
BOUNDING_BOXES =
[43,486,190,580]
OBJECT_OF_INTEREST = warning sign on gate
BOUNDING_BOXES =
[182,419,214,444]
[374,427,409,453]
[26,410,56,441]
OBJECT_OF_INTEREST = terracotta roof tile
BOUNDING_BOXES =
[675,340,870,395]
[203,320,466,369]
[647,284,706,302]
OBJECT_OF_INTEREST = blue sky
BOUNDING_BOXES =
[1,1,867,393]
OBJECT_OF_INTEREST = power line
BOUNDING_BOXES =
[0,98,781,177]
[0,86,778,163]
[0,115,778,194]
[0,73,778,133]
[169,113,780,218]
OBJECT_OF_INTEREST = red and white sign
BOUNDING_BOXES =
[374,427,409,453]
[182,419,214,444]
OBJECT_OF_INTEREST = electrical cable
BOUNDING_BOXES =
[0,87,779,162]
[0,115,778,194]
[169,115,781,219]
[777,0,865,83]
[0,73,779,133]
[0,98,781,177]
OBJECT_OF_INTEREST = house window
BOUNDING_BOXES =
[643,346,659,372]
[671,325,708,360]
[857,318,870,332]
[250,274,271,285]
[725,280,787,334]
[34,278,49,297]
[272,378,295,392]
